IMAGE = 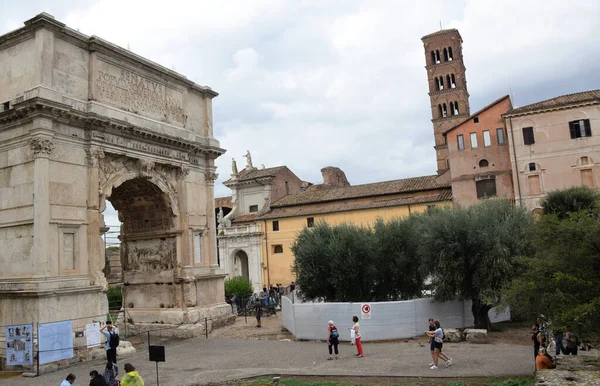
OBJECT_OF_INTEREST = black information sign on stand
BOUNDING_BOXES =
[149,344,165,386]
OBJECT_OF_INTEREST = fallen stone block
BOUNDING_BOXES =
[117,340,136,357]
[464,328,488,343]
[444,328,463,343]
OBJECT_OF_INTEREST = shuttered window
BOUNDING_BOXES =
[569,119,592,138]
[523,127,535,145]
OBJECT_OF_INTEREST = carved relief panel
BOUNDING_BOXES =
[123,238,176,272]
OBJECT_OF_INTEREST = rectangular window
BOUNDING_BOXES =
[273,245,284,254]
[473,117,479,123]
[307,217,315,228]
[476,179,497,199]
[497,128,505,145]
[470,132,478,149]
[581,169,595,188]
[483,130,491,147]
[272,220,279,231]
[528,175,541,195]
[523,127,535,145]
[569,119,592,138]
[249,205,258,213]
[457,134,465,150]
[193,232,202,263]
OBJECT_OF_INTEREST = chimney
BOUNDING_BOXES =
[320,167,350,188]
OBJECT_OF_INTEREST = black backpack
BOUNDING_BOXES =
[109,331,120,348]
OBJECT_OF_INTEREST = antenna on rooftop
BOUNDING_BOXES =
[439,20,443,30]
[509,84,516,106]
[127,42,131,51]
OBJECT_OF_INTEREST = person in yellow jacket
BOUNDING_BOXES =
[121,363,144,386]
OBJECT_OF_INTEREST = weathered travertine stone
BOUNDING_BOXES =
[464,328,488,343]
[0,12,232,354]
[443,328,463,343]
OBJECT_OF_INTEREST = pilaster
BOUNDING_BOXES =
[86,148,107,288]
[204,169,219,267]
[29,130,54,277]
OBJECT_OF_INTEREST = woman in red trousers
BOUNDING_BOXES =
[351,316,363,357]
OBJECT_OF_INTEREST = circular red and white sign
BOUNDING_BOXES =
[361,304,370,314]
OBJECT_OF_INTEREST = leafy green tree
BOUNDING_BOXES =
[504,207,600,340]
[291,222,376,302]
[419,200,533,330]
[224,276,253,299]
[371,216,425,300]
[542,186,599,219]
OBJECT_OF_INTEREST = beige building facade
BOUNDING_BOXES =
[503,90,600,210]
[0,14,231,333]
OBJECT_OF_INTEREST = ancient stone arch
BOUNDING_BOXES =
[0,14,232,334]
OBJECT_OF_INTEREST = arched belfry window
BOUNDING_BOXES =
[443,48,449,62]
[431,51,436,65]
[435,50,441,64]
[450,74,456,88]
[442,103,448,118]
[453,101,459,115]
[448,47,453,61]
[449,101,455,116]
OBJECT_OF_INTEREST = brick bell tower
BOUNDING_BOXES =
[422,29,471,175]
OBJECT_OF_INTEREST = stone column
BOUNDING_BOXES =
[204,170,219,267]
[86,148,107,288]
[29,136,54,277]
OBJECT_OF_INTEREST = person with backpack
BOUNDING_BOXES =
[425,320,452,369]
[100,321,120,365]
[89,370,108,386]
[327,320,340,360]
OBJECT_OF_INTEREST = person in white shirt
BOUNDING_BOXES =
[59,373,76,385]
[349,316,363,357]
[425,320,452,370]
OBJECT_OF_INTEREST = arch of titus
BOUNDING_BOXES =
[0,14,232,332]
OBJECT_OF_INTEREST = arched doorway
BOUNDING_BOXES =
[233,250,250,281]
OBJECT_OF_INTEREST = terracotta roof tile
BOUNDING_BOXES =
[271,175,449,207]
[258,190,452,220]
[505,89,600,116]
[232,213,259,223]
[224,166,287,184]
[443,95,511,135]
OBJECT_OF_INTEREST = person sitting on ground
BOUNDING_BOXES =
[60,373,76,386]
[120,363,144,386]
[327,320,340,360]
[536,348,557,370]
[103,361,119,385]
[89,370,108,386]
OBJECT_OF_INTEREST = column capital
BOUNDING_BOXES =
[86,148,105,167]
[29,138,55,158]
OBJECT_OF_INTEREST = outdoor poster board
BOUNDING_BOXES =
[85,322,101,348]
[5,324,33,366]
[361,303,371,319]
[38,320,74,365]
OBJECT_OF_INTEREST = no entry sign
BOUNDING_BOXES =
[361,303,371,319]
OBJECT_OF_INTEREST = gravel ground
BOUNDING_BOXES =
[0,335,534,386]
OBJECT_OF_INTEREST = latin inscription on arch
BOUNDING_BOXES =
[93,59,186,126]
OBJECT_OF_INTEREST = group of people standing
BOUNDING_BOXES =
[325,317,450,369]
[533,321,581,371]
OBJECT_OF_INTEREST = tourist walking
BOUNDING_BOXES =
[426,318,436,366]
[120,363,144,386]
[100,321,119,364]
[327,320,340,360]
[59,373,76,386]
[425,320,452,369]
[103,361,119,385]
[89,370,108,386]
[350,316,363,357]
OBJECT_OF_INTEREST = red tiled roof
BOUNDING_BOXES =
[443,95,511,135]
[422,28,462,41]
[232,213,259,223]
[257,190,453,220]
[224,166,287,184]
[504,89,600,116]
[271,175,449,207]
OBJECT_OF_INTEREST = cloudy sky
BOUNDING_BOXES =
[2,0,600,230]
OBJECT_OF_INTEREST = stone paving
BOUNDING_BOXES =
[1,337,534,386]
